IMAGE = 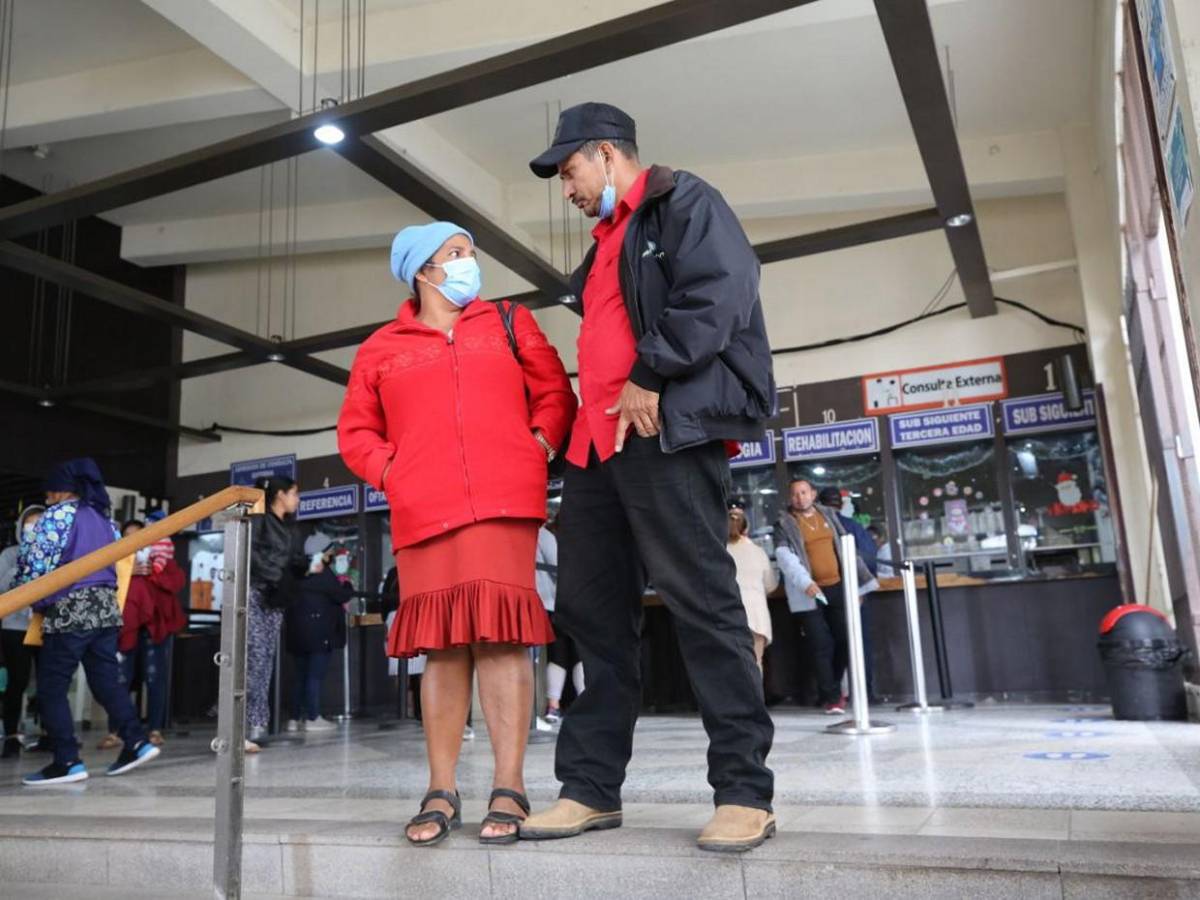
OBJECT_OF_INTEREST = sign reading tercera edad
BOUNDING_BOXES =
[1001,391,1097,435]
[730,431,777,469]
[783,419,880,461]
[862,357,1008,415]
[889,404,994,449]
[297,485,359,521]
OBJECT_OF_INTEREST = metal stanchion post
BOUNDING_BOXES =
[826,534,895,736]
[922,559,974,710]
[896,561,944,713]
[213,511,251,900]
[338,610,352,722]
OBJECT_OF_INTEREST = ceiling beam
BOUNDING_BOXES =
[0,0,815,241]
[0,379,220,442]
[0,241,350,385]
[51,289,547,398]
[753,208,943,264]
[872,0,996,317]
[335,135,574,308]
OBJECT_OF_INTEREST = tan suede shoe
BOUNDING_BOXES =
[696,805,776,853]
[518,798,622,840]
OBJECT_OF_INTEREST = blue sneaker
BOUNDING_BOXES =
[23,760,88,786]
[106,740,161,776]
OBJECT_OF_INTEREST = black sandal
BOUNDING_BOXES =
[480,788,530,845]
[405,789,462,847]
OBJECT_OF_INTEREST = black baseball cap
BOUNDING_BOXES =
[529,102,637,179]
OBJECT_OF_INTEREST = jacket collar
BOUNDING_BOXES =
[638,164,676,208]
[389,297,494,334]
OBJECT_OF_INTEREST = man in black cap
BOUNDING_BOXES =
[519,102,777,852]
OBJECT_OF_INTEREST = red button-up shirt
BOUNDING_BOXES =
[566,169,650,467]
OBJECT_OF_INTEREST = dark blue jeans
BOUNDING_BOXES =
[292,651,332,721]
[114,632,170,732]
[40,627,145,766]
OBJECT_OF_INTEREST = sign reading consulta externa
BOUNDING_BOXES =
[861,357,1009,415]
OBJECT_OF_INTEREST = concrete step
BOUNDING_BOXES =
[1,813,1199,899]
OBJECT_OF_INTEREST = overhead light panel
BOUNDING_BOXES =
[946,213,973,228]
[314,97,344,145]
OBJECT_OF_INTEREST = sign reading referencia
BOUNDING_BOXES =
[730,431,776,469]
[862,357,1008,415]
[297,485,359,521]
[783,419,880,461]
[889,404,994,449]
[1001,391,1096,435]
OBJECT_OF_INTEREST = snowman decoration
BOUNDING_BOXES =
[1048,471,1099,516]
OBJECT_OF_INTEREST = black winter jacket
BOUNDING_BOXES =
[568,165,776,452]
[249,512,306,597]
[284,569,350,655]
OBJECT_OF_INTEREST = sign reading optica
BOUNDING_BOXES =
[862,357,1008,415]
[889,404,994,449]
[783,419,880,461]
[229,454,297,487]
[297,485,359,521]
[730,431,776,469]
[362,484,389,513]
[1001,391,1096,435]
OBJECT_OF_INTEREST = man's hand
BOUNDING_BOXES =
[133,563,152,577]
[804,583,823,599]
[607,380,661,453]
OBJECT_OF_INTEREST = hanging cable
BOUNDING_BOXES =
[359,0,366,98]
[545,102,555,270]
[256,166,266,336]
[0,0,14,181]
[205,422,336,437]
[312,0,320,113]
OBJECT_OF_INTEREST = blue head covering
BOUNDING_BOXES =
[45,457,111,515]
[389,222,474,292]
[146,509,168,524]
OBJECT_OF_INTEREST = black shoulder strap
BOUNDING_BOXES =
[496,301,520,361]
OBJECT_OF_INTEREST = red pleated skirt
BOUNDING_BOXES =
[386,518,554,658]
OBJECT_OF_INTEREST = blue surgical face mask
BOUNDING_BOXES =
[423,257,481,308]
[597,157,616,220]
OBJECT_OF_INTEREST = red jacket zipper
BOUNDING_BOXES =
[447,330,478,522]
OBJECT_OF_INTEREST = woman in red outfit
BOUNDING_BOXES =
[338,221,575,846]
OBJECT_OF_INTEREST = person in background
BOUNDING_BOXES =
[16,459,159,785]
[727,507,778,673]
[0,506,44,759]
[772,479,878,716]
[284,534,352,733]
[536,522,584,725]
[868,525,895,577]
[246,475,306,752]
[337,221,575,846]
[98,514,186,750]
[818,487,879,699]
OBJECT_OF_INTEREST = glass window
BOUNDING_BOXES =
[787,456,886,532]
[895,442,1011,575]
[299,517,363,591]
[1008,430,1117,574]
[730,467,783,550]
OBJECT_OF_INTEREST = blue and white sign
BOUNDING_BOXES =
[1002,392,1096,435]
[363,484,389,513]
[230,454,296,487]
[783,419,879,462]
[297,485,359,521]
[730,431,776,469]
[889,404,993,449]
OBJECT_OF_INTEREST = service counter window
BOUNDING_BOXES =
[1008,429,1117,575]
[298,517,363,592]
[787,456,886,532]
[896,442,1011,575]
[729,466,782,547]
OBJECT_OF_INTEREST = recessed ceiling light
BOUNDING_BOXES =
[38,397,55,408]
[266,352,286,362]
[946,213,973,228]
[314,124,345,145]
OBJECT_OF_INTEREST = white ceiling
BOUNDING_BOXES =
[277,0,438,23]
[426,0,1095,180]
[2,0,1096,229]
[7,0,198,85]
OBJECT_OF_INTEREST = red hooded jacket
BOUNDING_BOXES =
[120,558,187,652]
[337,299,576,550]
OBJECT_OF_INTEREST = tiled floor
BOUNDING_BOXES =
[0,704,1198,843]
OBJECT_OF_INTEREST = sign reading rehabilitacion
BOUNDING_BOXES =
[862,357,1008,415]
[783,419,879,461]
